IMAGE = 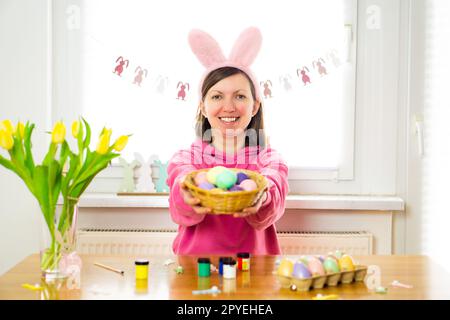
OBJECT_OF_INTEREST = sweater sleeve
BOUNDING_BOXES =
[166,149,206,227]
[244,148,289,231]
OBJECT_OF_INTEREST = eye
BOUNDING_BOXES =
[236,94,246,100]
[211,95,222,100]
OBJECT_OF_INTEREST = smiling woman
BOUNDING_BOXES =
[165,26,290,255]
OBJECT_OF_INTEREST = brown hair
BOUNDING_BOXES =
[195,67,266,148]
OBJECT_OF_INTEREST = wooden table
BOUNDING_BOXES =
[0,255,449,300]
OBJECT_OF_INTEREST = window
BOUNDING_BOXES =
[52,0,358,185]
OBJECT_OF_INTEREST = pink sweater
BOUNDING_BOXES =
[166,139,289,255]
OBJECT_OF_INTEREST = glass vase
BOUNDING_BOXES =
[40,200,80,280]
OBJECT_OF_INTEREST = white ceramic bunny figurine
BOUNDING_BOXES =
[118,157,139,193]
[134,153,157,192]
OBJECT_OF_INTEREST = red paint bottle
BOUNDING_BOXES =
[237,252,250,271]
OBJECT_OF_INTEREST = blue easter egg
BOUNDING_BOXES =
[236,172,249,184]
[292,262,312,279]
[229,185,244,192]
[198,182,215,190]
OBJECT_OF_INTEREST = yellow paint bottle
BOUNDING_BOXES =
[135,279,148,294]
[135,259,149,280]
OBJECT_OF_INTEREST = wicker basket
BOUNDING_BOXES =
[184,168,268,214]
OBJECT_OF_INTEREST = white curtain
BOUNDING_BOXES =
[421,0,450,272]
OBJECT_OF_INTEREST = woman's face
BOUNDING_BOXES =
[201,73,260,138]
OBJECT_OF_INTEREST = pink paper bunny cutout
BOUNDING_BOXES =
[188,27,263,101]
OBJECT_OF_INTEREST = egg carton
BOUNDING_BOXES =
[277,265,368,292]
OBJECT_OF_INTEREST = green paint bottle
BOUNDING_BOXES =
[197,258,211,277]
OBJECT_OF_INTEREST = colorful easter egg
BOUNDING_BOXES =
[239,179,257,191]
[194,171,208,186]
[326,254,339,265]
[236,172,249,184]
[198,182,215,190]
[277,259,294,277]
[292,261,312,279]
[323,257,340,274]
[229,185,244,192]
[338,255,355,271]
[215,169,238,190]
[206,166,226,185]
[307,257,325,276]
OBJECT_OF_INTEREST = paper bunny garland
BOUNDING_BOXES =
[188,27,263,101]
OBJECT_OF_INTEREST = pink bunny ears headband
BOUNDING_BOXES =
[188,27,263,102]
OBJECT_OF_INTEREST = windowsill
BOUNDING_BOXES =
[69,194,405,212]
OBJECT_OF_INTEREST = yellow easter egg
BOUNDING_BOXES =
[338,255,355,272]
[277,259,294,277]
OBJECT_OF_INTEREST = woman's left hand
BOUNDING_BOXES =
[232,188,269,218]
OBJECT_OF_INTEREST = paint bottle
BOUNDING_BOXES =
[135,279,148,294]
[237,252,250,271]
[223,259,237,279]
[135,259,149,280]
[197,258,211,277]
[219,257,232,275]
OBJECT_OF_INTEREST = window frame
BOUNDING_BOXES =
[51,0,405,195]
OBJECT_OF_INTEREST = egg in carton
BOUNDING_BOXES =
[276,254,368,292]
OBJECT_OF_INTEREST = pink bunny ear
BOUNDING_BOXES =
[229,27,262,67]
[188,29,226,68]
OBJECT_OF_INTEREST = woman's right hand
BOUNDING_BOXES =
[179,175,212,215]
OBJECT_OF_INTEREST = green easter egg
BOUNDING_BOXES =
[323,258,340,274]
[215,170,238,190]
[206,166,226,185]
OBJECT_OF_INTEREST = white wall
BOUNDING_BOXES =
[0,0,51,275]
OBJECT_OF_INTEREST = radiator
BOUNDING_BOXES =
[277,231,373,255]
[76,229,373,255]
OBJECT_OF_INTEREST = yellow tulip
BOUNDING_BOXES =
[71,120,81,138]
[16,122,25,138]
[0,129,14,150]
[113,135,128,152]
[101,128,112,138]
[1,120,15,135]
[51,121,66,144]
[96,133,110,155]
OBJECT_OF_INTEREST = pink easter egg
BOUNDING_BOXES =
[239,179,257,191]
[307,257,325,276]
[194,171,208,186]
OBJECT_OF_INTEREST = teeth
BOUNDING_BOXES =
[220,117,238,123]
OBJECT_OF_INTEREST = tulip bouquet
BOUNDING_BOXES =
[0,118,129,276]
